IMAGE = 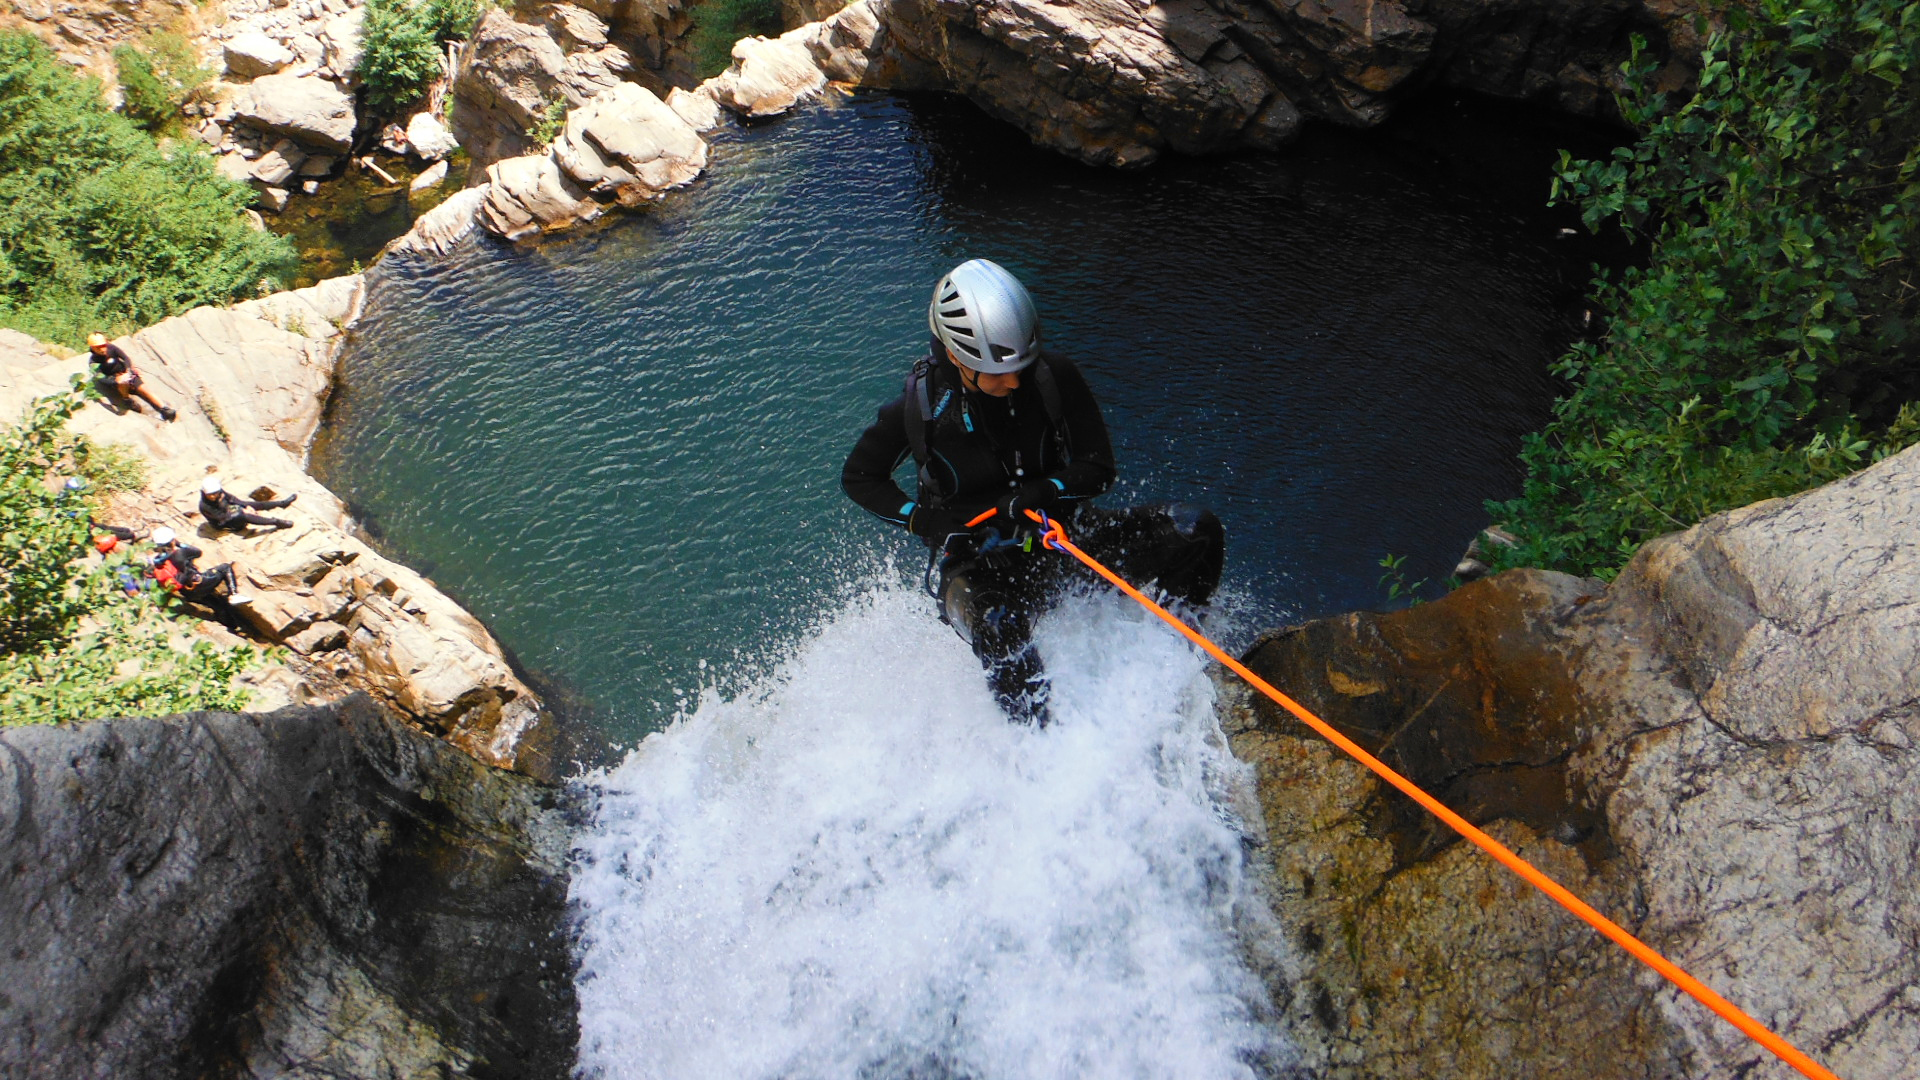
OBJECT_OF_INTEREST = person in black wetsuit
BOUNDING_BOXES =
[199,475,296,533]
[841,259,1224,724]
[86,332,177,421]
[148,526,252,610]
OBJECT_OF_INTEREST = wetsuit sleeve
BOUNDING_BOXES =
[840,394,917,528]
[1043,359,1116,502]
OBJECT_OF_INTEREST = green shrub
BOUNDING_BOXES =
[526,97,566,148]
[689,0,785,79]
[359,0,484,111]
[0,31,297,344]
[1490,0,1920,579]
[113,30,211,131]
[0,384,263,724]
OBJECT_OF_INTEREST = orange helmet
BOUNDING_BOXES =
[86,332,108,348]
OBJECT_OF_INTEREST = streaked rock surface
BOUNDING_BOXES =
[1224,445,1920,1078]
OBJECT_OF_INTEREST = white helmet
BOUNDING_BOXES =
[201,476,223,495]
[152,526,176,545]
[928,259,1041,375]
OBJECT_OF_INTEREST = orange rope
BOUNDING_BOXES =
[1004,508,1840,1080]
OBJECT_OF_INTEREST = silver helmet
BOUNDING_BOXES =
[928,259,1041,374]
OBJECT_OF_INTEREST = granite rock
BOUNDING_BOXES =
[230,72,357,153]
[549,80,707,202]
[1224,445,1920,1078]
[0,697,575,1080]
[223,31,296,78]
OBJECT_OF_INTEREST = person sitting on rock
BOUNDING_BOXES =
[86,333,176,421]
[149,526,252,610]
[199,475,296,533]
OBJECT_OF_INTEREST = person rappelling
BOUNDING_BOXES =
[841,258,1225,724]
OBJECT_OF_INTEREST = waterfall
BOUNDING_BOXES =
[570,575,1295,1079]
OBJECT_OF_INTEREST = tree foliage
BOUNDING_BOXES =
[689,0,786,79]
[358,0,484,111]
[0,31,297,345]
[113,30,212,132]
[1490,0,1920,578]
[0,384,262,724]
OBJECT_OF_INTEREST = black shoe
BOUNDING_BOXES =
[271,519,294,530]
[159,406,177,422]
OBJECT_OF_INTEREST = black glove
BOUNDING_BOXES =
[998,481,1062,530]
[907,505,966,541]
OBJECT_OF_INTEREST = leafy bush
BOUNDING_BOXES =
[526,97,567,148]
[1490,0,1920,579]
[359,0,484,111]
[113,30,212,131]
[689,0,785,79]
[0,384,263,724]
[0,31,297,345]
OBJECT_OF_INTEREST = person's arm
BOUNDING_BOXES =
[1037,357,1116,503]
[841,394,918,529]
[172,544,203,566]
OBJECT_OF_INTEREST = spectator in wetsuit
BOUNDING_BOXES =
[841,258,1224,724]
[199,475,296,533]
[86,333,177,421]
[149,526,252,609]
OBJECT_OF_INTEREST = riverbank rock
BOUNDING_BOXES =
[405,110,460,161]
[230,72,358,153]
[0,277,552,774]
[0,696,576,1080]
[480,150,600,239]
[550,80,707,202]
[1223,444,1920,1078]
[450,6,636,171]
[386,185,492,256]
[834,0,1714,165]
[223,31,296,78]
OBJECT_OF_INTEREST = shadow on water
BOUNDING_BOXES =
[313,90,1624,749]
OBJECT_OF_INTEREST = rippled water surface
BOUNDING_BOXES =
[315,92,1597,740]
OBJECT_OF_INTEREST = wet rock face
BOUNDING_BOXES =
[0,696,576,1080]
[861,0,1711,164]
[1225,444,1920,1079]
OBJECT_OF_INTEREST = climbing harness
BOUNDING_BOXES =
[987,506,1844,1080]
[902,349,1071,508]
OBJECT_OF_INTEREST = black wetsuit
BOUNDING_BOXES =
[201,490,292,531]
[842,351,1224,721]
[153,544,239,603]
[89,343,138,384]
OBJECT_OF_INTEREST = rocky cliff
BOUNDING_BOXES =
[0,278,552,774]
[0,695,576,1079]
[1223,443,1920,1078]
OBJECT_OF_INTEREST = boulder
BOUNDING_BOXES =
[249,144,305,185]
[448,8,633,171]
[404,109,460,161]
[230,72,357,153]
[256,184,291,212]
[852,0,1719,165]
[223,31,295,78]
[478,152,598,240]
[665,85,722,132]
[1223,444,1920,1078]
[320,8,365,77]
[0,698,575,1078]
[549,81,707,202]
[385,185,491,257]
[706,27,830,119]
[297,153,337,177]
[409,158,450,192]
[215,150,253,182]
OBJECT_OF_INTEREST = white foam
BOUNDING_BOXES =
[570,577,1291,1079]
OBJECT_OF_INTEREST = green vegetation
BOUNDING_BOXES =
[689,0,785,79]
[0,385,263,724]
[527,97,567,148]
[358,0,484,111]
[113,29,213,132]
[1490,0,1920,579]
[0,31,297,345]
